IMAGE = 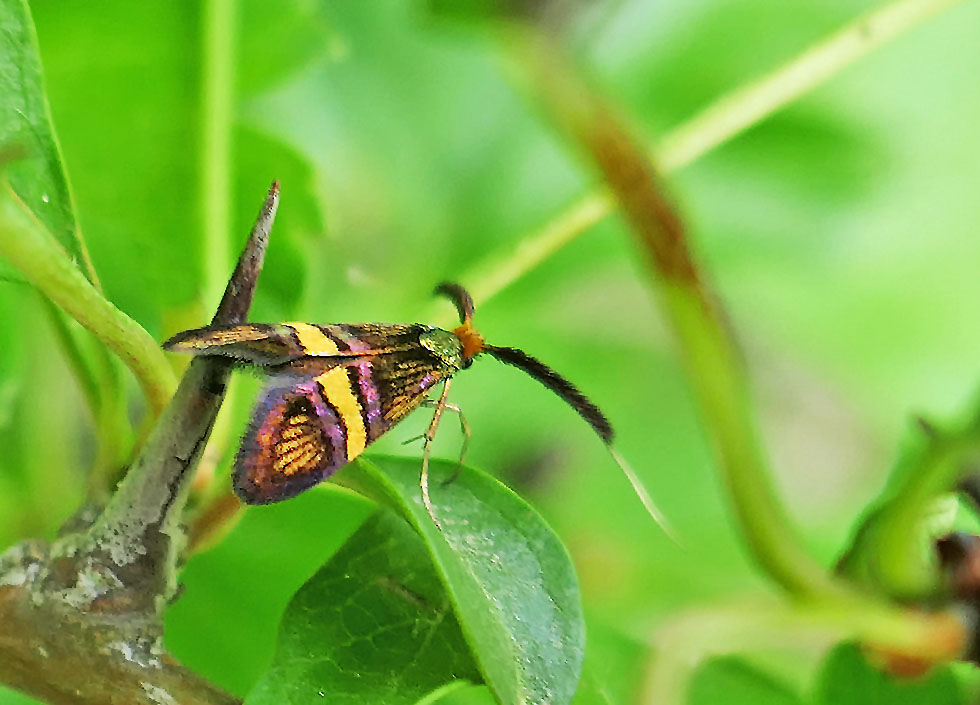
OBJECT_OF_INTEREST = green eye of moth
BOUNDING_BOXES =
[164,283,664,529]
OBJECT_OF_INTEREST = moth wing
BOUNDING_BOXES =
[363,349,456,427]
[235,348,457,504]
[164,322,424,366]
[234,372,349,503]
[163,324,312,365]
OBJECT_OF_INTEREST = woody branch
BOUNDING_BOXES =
[0,182,279,705]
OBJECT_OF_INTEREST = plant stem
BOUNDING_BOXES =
[0,183,176,416]
[86,182,278,605]
[840,411,980,597]
[41,298,101,418]
[645,599,965,705]
[40,299,132,500]
[200,0,236,308]
[451,0,968,316]
[196,0,238,497]
[501,12,971,662]
[0,577,241,705]
[664,284,838,594]
[657,0,967,172]
[506,24,839,598]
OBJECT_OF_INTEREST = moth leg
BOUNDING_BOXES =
[438,403,469,486]
[420,379,453,530]
[415,400,470,485]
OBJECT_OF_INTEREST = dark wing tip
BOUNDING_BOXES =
[162,327,210,353]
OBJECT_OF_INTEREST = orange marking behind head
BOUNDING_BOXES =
[453,322,485,360]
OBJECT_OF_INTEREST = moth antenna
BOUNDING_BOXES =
[435,282,475,326]
[483,345,612,441]
[484,344,677,539]
[436,282,484,362]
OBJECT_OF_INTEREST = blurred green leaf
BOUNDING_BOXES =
[571,620,646,705]
[233,126,325,321]
[338,455,585,705]
[813,643,963,705]
[431,685,497,705]
[602,1,852,129]
[30,0,199,331]
[0,0,77,267]
[238,0,335,96]
[719,110,885,211]
[246,510,482,704]
[688,657,803,705]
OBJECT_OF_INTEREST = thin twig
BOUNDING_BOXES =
[657,0,968,172]
[444,0,968,321]
[188,490,242,555]
[0,182,177,417]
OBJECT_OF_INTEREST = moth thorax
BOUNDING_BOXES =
[419,327,464,370]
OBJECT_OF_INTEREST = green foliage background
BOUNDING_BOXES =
[1,0,979,702]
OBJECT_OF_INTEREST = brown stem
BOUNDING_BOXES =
[188,490,243,555]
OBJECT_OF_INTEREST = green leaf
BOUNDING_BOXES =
[688,657,803,705]
[335,455,585,705]
[246,510,482,704]
[0,0,79,268]
[238,0,337,96]
[813,643,963,705]
[29,0,200,330]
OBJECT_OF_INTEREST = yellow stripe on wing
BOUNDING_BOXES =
[315,366,367,461]
[285,323,341,356]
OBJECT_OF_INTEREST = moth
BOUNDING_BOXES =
[164,283,665,529]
